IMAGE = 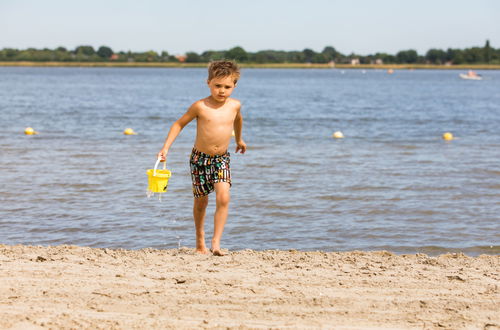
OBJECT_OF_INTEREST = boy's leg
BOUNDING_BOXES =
[212,182,231,256]
[193,195,209,254]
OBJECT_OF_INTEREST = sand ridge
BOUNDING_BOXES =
[0,244,499,329]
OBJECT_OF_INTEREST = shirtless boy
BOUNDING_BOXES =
[157,60,246,256]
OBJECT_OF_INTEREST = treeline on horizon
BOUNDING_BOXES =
[0,40,498,65]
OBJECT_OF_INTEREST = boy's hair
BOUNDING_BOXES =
[208,60,240,84]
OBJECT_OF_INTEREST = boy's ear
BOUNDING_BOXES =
[207,79,211,85]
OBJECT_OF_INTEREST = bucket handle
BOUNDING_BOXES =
[153,158,166,176]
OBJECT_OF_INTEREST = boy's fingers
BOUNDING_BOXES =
[235,145,245,154]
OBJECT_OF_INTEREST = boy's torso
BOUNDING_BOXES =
[194,97,239,156]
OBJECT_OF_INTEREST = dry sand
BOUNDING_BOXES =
[0,245,498,329]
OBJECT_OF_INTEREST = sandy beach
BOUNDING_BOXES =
[0,245,498,329]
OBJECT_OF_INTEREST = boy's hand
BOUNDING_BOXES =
[157,149,168,162]
[235,140,246,154]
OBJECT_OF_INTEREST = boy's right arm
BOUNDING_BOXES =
[157,103,199,162]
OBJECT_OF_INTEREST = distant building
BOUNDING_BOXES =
[375,58,384,65]
[328,60,335,68]
[351,58,360,66]
[110,54,119,60]
[176,55,187,63]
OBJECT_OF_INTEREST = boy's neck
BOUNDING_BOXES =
[206,96,228,108]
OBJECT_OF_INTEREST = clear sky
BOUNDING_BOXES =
[1,0,499,55]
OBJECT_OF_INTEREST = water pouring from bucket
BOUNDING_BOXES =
[146,158,171,200]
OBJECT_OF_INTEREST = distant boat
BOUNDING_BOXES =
[459,70,482,80]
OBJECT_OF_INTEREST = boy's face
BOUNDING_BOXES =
[207,75,236,103]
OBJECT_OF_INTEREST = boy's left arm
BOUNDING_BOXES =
[233,105,246,154]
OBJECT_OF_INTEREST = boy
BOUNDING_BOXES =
[157,60,246,256]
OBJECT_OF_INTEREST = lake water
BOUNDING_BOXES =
[0,67,499,256]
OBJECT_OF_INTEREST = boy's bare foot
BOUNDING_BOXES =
[210,247,225,256]
[195,247,209,254]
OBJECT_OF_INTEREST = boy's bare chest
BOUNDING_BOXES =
[198,107,236,125]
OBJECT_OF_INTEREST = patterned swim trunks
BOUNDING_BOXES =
[190,148,231,198]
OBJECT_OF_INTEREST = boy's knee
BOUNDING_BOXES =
[216,192,230,207]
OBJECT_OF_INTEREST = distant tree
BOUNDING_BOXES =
[463,47,484,63]
[1,44,498,64]
[148,51,159,61]
[127,51,133,62]
[285,51,305,63]
[4,48,19,59]
[185,51,202,62]
[226,46,248,62]
[445,48,464,64]
[268,51,288,63]
[321,46,341,61]
[417,55,426,64]
[17,48,54,61]
[16,50,33,61]
[359,55,372,64]
[373,52,395,64]
[201,50,226,61]
[425,48,447,64]
[97,46,113,58]
[492,47,500,64]
[484,39,491,64]
[138,50,160,62]
[168,55,179,62]
[302,48,315,62]
[251,50,287,63]
[160,51,169,62]
[312,53,328,63]
[396,49,418,63]
[54,48,72,61]
[74,45,95,56]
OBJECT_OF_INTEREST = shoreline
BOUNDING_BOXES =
[1,244,498,329]
[1,61,500,70]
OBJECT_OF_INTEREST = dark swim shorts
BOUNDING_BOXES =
[190,148,231,198]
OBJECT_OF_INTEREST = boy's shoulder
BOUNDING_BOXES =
[187,99,207,112]
[227,97,241,108]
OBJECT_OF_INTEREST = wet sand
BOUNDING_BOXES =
[1,244,499,329]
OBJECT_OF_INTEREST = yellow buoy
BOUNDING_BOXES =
[387,69,394,74]
[332,131,344,139]
[24,127,38,135]
[442,132,454,141]
[123,128,137,135]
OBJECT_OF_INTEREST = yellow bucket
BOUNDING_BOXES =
[147,159,171,194]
